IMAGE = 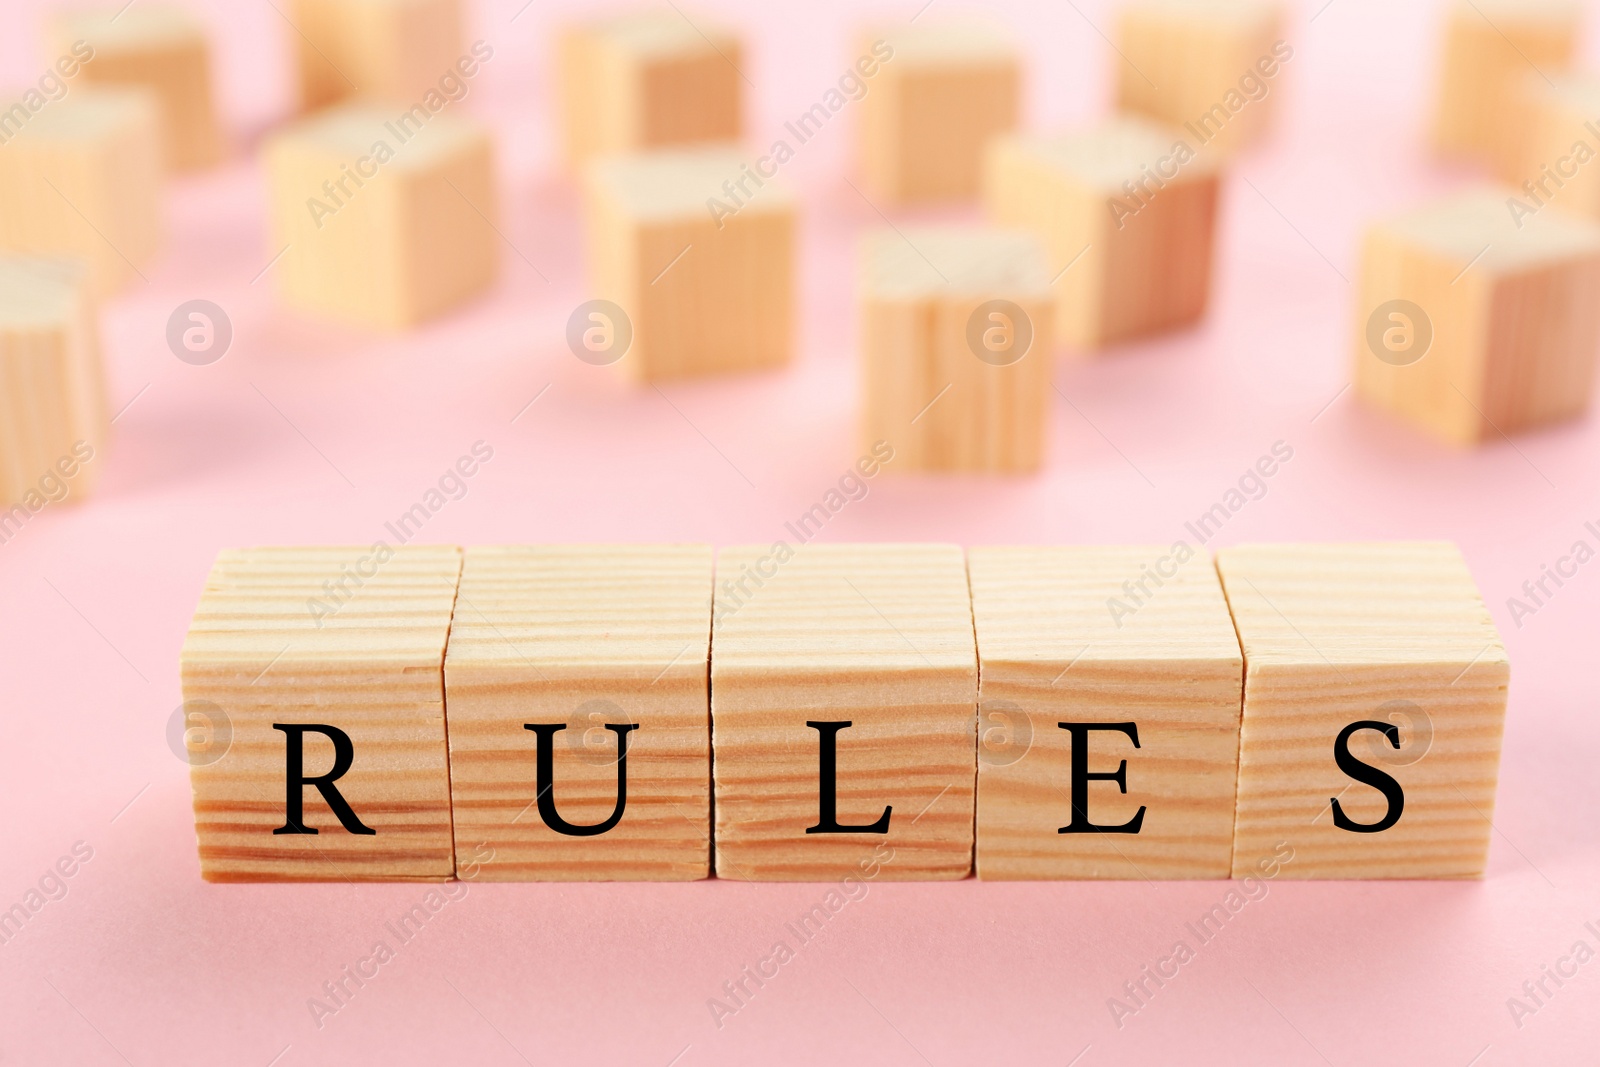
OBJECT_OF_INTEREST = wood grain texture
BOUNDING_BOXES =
[710,543,978,880]
[0,88,162,296]
[49,6,223,170]
[583,146,794,380]
[858,20,1019,203]
[558,11,741,168]
[1215,542,1509,879]
[858,226,1053,472]
[180,546,462,882]
[289,0,463,112]
[443,545,713,881]
[1355,187,1600,445]
[1115,0,1287,158]
[969,546,1243,879]
[985,117,1220,348]
[1432,0,1578,167]
[0,258,104,516]
[265,102,497,329]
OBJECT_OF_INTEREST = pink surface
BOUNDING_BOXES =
[3,0,1600,1063]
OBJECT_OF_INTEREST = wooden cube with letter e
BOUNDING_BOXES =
[969,545,1243,879]
[710,543,978,880]
[180,546,462,881]
[443,545,714,881]
[1216,542,1509,878]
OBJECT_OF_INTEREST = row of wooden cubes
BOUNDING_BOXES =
[180,541,1509,883]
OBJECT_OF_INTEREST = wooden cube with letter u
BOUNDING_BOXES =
[179,546,462,881]
[442,545,714,880]
[1216,542,1509,878]
[968,545,1243,879]
[710,543,978,880]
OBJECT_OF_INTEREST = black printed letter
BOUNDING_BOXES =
[273,723,374,835]
[1331,720,1405,833]
[805,721,892,834]
[1057,722,1146,835]
[523,722,639,836]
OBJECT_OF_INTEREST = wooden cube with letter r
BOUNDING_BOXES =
[180,546,462,881]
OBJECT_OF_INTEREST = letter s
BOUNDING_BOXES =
[1330,721,1405,833]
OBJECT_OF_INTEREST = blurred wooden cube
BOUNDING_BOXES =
[290,0,465,112]
[0,258,104,521]
[264,102,496,329]
[1354,188,1600,445]
[968,545,1243,880]
[1506,72,1600,217]
[985,117,1220,349]
[858,226,1052,472]
[558,10,742,169]
[711,544,978,880]
[180,546,463,882]
[443,545,713,881]
[1216,543,1508,879]
[858,20,1019,204]
[0,88,162,296]
[47,6,223,170]
[583,146,794,380]
[1116,0,1288,158]
[1433,0,1580,166]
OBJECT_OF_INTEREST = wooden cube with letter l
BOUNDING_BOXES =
[710,543,977,880]
[968,545,1243,879]
[1216,542,1509,879]
[1354,188,1600,445]
[179,546,462,881]
[443,545,713,880]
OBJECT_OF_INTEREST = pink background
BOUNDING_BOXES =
[3,0,1600,1062]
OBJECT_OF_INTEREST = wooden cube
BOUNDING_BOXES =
[558,11,742,169]
[0,88,162,296]
[858,226,1053,472]
[47,6,223,171]
[711,544,977,880]
[1433,0,1579,166]
[1216,543,1509,879]
[985,118,1221,348]
[290,0,464,112]
[858,21,1020,204]
[443,545,713,881]
[968,545,1243,880]
[583,146,794,380]
[1115,0,1288,158]
[264,102,497,329]
[1354,188,1600,445]
[1506,72,1600,218]
[180,546,462,882]
[0,258,104,519]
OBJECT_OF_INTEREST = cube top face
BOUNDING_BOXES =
[1376,188,1600,276]
[50,6,205,52]
[586,146,793,222]
[1216,542,1505,669]
[1005,117,1220,194]
[711,543,978,684]
[6,86,157,144]
[969,546,1243,880]
[181,546,462,882]
[1121,0,1282,29]
[867,20,1017,67]
[182,546,463,674]
[968,545,1242,673]
[580,10,738,61]
[1449,0,1579,27]
[0,257,86,329]
[271,102,488,173]
[444,544,714,679]
[859,226,1050,302]
[1216,542,1509,879]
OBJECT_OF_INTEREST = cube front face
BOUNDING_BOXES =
[1515,80,1600,218]
[1433,2,1578,164]
[267,106,497,329]
[858,227,1053,472]
[710,544,978,880]
[1116,1,1285,157]
[180,547,462,882]
[1216,543,1509,879]
[443,546,713,881]
[292,0,464,111]
[969,546,1243,880]
[1354,193,1600,445]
